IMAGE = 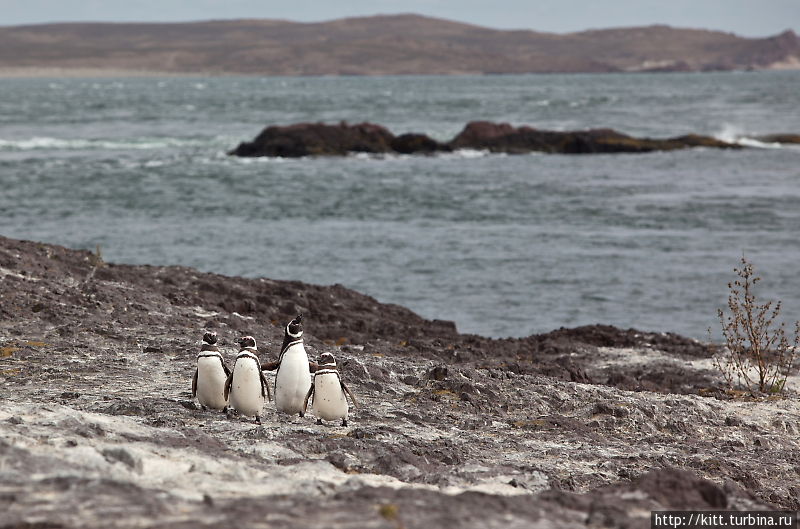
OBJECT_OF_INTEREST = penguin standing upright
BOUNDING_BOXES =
[263,315,316,417]
[192,331,231,410]
[224,336,271,424]
[303,352,357,427]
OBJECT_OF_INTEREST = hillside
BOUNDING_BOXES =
[0,14,798,75]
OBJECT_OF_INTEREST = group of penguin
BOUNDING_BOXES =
[191,315,358,426]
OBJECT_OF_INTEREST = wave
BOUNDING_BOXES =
[0,136,212,152]
[350,149,496,161]
[730,137,785,149]
[713,124,787,149]
[230,148,498,163]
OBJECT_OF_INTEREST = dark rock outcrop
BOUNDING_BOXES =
[391,132,451,154]
[229,120,745,158]
[754,133,800,144]
[229,121,395,157]
[448,121,737,153]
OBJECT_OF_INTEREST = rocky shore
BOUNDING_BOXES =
[228,120,800,158]
[1,235,799,528]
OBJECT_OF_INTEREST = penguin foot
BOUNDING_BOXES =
[299,411,304,418]
[255,416,262,425]
[341,419,348,427]
[200,405,208,411]
[316,418,323,425]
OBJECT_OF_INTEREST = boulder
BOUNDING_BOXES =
[228,121,396,157]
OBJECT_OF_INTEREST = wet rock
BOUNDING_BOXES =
[754,133,800,144]
[391,133,449,154]
[228,121,395,157]
[449,121,740,154]
[228,120,754,159]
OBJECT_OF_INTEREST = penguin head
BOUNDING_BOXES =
[238,335,257,349]
[286,314,303,338]
[202,331,218,345]
[318,352,336,367]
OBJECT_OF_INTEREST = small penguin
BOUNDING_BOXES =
[224,336,271,424]
[303,352,358,427]
[262,315,317,417]
[192,331,231,411]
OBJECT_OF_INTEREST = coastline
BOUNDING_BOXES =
[0,67,207,78]
[1,64,798,79]
[1,234,798,527]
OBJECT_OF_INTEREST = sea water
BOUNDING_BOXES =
[1,72,799,339]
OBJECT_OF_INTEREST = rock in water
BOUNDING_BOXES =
[229,120,745,158]
[228,121,396,157]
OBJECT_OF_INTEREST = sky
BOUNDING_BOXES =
[0,0,797,37]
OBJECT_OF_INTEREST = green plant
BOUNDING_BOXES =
[714,256,798,394]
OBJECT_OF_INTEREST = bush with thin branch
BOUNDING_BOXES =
[714,256,798,394]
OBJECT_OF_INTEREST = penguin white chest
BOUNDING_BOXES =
[275,346,311,414]
[312,373,348,421]
[230,359,265,417]
[196,356,228,409]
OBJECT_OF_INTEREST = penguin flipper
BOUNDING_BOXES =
[221,358,232,377]
[341,381,358,408]
[303,385,315,414]
[223,372,233,401]
[259,370,272,401]
[191,368,198,398]
[262,360,280,371]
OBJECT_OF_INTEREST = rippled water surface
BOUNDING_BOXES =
[2,73,799,338]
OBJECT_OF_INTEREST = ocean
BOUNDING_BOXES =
[1,72,799,339]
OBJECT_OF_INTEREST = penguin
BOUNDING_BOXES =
[262,315,317,417]
[191,331,231,411]
[224,336,271,424]
[303,352,357,426]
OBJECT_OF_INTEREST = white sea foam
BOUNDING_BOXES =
[231,154,293,163]
[0,136,210,151]
[447,149,492,159]
[715,123,744,144]
[714,124,784,149]
[733,137,784,149]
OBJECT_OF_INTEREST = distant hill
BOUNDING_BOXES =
[1,14,798,75]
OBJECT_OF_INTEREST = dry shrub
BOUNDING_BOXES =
[714,256,798,394]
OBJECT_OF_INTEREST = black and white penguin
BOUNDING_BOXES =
[303,352,357,427]
[262,315,316,417]
[224,336,271,424]
[192,331,231,411]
